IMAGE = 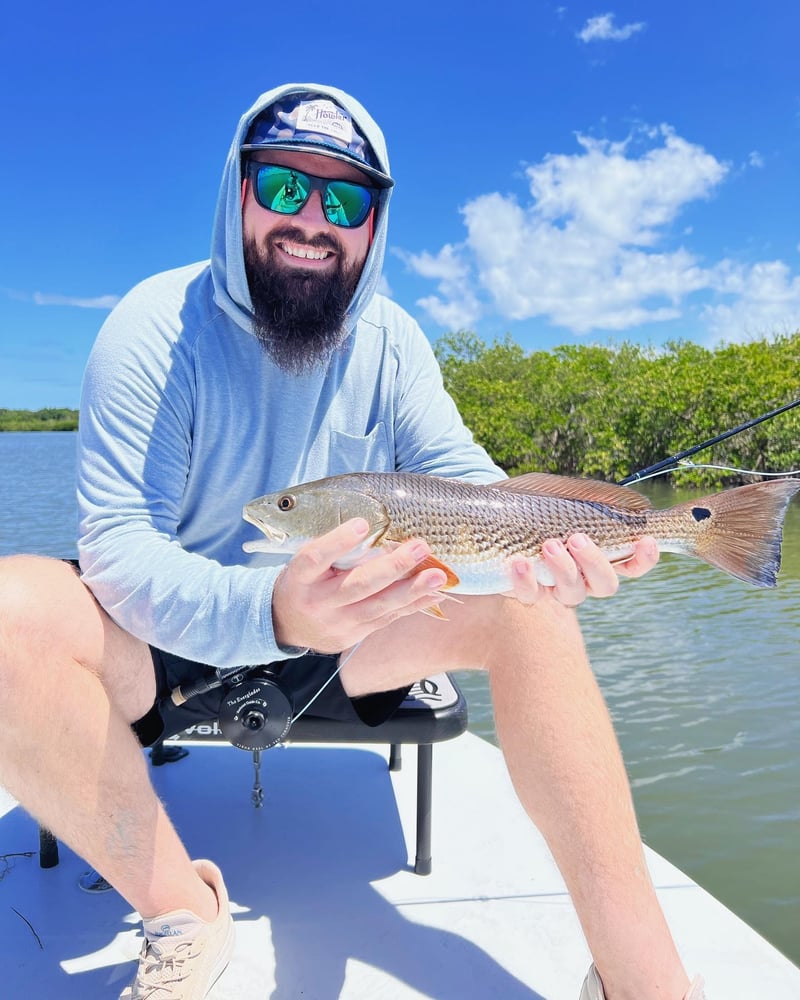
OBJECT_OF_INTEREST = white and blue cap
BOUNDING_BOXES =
[242,93,394,189]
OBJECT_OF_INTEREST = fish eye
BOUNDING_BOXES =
[277,494,296,512]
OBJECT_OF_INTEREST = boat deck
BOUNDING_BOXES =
[1,732,799,998]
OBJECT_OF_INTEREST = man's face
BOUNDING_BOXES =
[242,149,374,374]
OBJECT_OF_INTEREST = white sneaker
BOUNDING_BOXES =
[580,963,706,999]
[120,859,235,999]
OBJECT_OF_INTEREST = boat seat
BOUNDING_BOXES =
[37,672,468,877]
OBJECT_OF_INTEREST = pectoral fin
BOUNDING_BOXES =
[414,555,461,620]
[415,555,460,590]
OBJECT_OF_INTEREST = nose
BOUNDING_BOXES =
[293,189,330,228]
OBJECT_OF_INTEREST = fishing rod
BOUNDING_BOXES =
[618,395,800,485]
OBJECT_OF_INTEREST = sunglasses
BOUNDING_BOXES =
[245,161,379,229]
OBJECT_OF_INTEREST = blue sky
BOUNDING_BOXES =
[2,1,799,409]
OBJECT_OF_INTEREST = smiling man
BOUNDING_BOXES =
[242,151,378,372]
[0,85,703,1000]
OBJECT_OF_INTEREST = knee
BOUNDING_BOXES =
[0,555,85,686]
[455,593,584,675]
[0,553,75,625]
[426,594,534,671]
[0,555,155,722]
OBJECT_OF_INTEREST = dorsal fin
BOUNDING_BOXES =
[492,472,652,512]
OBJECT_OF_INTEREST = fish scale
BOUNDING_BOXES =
[242,471,800,591]
[357,475,653,590]
[379,483,638,550]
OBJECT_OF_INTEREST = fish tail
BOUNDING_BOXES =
[661,479,800,587]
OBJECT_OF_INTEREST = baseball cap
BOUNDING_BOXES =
[241,93,394,189]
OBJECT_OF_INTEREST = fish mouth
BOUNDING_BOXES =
[242,523,291,555]
[242,506,290,547]
[255,523,288,544]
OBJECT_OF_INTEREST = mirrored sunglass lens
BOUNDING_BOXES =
[256,167,310,214]
[251,164,374,227]
[324,181,373,227]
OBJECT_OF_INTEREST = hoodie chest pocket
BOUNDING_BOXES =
[327,423,393,475]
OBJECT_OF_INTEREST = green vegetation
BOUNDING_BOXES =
[5,332,799,486]
[435,331,800,486]
[0,408,79,432]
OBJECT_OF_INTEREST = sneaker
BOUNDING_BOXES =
[579,963,706,999]
[78,867,113,893]
[119,859,235,999]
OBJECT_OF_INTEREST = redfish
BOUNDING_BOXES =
[242,472,800,591]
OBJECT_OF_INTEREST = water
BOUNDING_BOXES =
[458,480,800,968]
[1,433,798,966]
[0,432,80,558]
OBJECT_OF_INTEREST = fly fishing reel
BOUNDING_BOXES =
[218,667,294,750]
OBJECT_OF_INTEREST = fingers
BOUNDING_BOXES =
[512,533,660,609]
[289,519,445,597]
[540,536,611,606]
[335,540,443,609]
[565,534,621,599]
[507,558,542,605]
[272,521,449,652]
[348,569,449,628]
[614,536,660,578]
[288,518,371,584]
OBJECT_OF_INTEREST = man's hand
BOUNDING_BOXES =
[272,518,449,653]
[508,534,660,606]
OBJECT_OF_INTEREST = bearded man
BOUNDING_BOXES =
[0,84,703,1000]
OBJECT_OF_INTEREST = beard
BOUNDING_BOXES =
[243,227,363,375]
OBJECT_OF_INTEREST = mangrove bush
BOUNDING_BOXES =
[435,331,800,486]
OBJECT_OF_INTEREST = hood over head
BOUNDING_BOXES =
[211,83,394,339]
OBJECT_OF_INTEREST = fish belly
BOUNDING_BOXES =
[442,541,638,594]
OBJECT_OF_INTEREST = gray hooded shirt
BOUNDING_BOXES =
[77,82,501,666]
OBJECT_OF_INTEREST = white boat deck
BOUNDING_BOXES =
[1,732,799,998]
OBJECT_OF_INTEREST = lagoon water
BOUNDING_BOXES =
[1,431,798,967]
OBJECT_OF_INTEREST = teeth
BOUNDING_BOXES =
[256,523,288,543]
[282,243,330,260]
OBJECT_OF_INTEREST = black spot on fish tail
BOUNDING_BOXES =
[683,479,800,587]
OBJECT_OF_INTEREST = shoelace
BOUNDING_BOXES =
[130,937,205,999]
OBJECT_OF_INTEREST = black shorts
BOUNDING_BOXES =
[133,648,410,748]
[63,559,409,748]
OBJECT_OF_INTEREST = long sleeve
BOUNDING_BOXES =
[77,266,288,667]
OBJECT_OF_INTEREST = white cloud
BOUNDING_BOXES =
[395,244,482,329]
[524,127,726,246]
[416,291,480,332]
[703,260,800,342]
[400,122,800,342]
[32,292,120,310]
[578,13,645,43]
[403,124,723,334]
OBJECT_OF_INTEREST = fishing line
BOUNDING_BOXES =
[619,395,800,485]
[289,640,363,724]
[675,461,800,478]
[628,461,800,485]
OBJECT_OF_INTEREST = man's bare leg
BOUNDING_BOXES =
[341,592,691,1000]
[0,555,217,922]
